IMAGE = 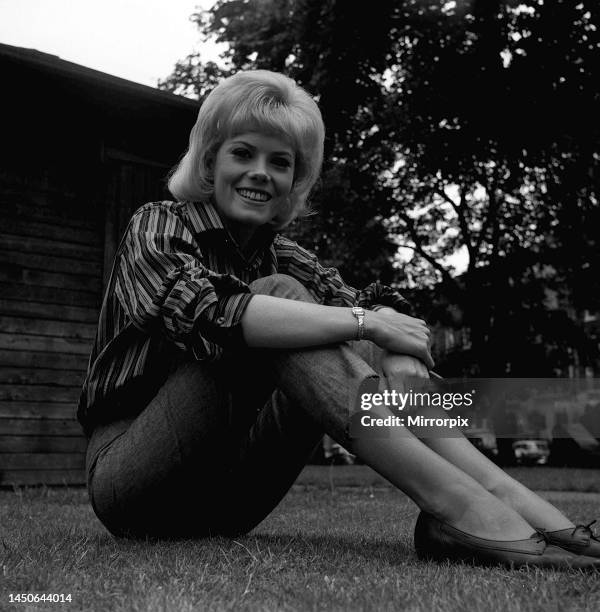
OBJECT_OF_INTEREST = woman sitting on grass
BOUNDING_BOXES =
[79,70,599,569]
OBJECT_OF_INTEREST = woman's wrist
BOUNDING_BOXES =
[362,309,380,344]
[351,306,366,340]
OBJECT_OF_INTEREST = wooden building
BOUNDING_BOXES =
[0,43,199,485]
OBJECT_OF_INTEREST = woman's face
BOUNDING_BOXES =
[211,131,295,240]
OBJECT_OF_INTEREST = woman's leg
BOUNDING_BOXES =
[86,359,249,538]
[352,340,574,531]
[86,363,320,538]
[412,410,574,530]
[246,275,536,541]
[350,407,536,540]
[85,274,379,539]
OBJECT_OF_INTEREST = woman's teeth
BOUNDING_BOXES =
[237,188,270,202]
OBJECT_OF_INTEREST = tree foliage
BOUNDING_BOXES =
[384,0,599,283]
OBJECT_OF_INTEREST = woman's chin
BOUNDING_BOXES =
[239,210,271,226]
[235,203,275,225]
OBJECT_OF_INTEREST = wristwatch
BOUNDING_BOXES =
[351,306,366,340]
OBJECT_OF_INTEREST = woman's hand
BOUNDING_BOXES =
[380,351,430,387]
[380,352,430,397]
[365,308,434,369]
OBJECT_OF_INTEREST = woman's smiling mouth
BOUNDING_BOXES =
[236,188,272,202]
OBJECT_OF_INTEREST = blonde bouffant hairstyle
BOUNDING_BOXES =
[168,70,325,229]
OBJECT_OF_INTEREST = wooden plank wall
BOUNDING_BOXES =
[0,157,170,486]
[0,174,103,485]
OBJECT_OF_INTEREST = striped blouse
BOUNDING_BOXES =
[78,199,412,433]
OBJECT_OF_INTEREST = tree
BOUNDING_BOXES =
[383,1,599,284]
[379,1,600,373]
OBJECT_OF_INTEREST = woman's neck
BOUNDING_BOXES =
[224,220,257,252]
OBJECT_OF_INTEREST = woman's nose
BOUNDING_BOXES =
[247,159,270,182]
[247,169,269,183]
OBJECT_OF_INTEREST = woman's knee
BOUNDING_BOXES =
[250,274,315,302]
[349,340,383,372]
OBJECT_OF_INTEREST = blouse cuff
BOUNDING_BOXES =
[357,281,413,315]
[192,292,254,355]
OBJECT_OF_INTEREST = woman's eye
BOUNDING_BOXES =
[272,157,292,169]
[232,148,251,158]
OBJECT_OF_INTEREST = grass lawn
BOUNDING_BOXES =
[2,467,600,612]
[296,464,600,493]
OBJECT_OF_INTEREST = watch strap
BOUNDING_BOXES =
[351,306,366,340]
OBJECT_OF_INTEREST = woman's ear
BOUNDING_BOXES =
[204,153,215,185]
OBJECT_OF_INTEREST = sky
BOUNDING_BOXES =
[0,0,222,90]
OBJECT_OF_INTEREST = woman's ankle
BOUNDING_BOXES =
[489,478,574,531]
[423,486,535,541]
[454,497,535,540]
[413,479,481,524]
[417,483,521,538]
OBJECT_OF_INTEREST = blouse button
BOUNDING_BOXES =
[216,316,226,325]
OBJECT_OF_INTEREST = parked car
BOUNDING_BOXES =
[466,428,498,461]
[512,439,550,465]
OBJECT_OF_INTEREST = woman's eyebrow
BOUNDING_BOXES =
[230,140,293,157]
[230,140,254,148]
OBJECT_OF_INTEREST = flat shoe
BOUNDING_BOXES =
[414,511,600,570]
[537,521,600,558]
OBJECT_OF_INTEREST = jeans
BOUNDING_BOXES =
[86,274,381,538]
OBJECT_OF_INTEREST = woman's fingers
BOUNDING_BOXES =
[422,350,435,370]
[413,358,430,378]
[382,353,431,380]
[368,310,434,368]
[389,320,432,366]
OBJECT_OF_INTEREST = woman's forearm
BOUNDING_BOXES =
[241,294,357,348]
[241,295,434,368]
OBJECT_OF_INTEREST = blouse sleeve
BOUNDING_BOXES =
[114,204,253,358]
[274,235,413,314]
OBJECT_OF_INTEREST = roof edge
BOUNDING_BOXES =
[0,42,200,110]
